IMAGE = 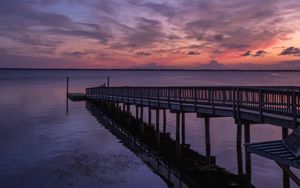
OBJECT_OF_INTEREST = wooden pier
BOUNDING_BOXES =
[83,86,300,187]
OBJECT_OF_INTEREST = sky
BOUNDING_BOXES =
[1,0,300,69]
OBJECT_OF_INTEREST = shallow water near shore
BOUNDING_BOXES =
[1,69,300,188]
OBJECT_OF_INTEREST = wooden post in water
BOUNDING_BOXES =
[205,117,211,164]
[156,109,160,144]
[122,103,125,112]
[66,76,69,96]
[136,105,139,119]
[66,76,69,115]
[236,120,242,148]
[236,119,243,175]
[140,106,144,133]
[126,104,130,113]
[163,109,166,133]
[282,128,290,188]
[176,112,181,158]
[107,76,110,88]
[127,104,131,126]
[244,122,252,187]
[148,107,152,126]
[181,113,185,145]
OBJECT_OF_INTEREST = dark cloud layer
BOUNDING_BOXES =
[241,50,267,57]
[279,47,300,56]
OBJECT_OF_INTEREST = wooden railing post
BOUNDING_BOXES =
[148,88,151,106]
[259,89,263,122]
[211,87,214,114]
[194,88,197,111]
[179,88,182,110]
[167,88,170,107]
[157,88,160,108]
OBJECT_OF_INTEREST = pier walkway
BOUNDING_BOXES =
[83,86,300,187]
[86,86,300,129]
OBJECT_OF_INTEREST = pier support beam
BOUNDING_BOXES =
[126,104,130,113]
[135,105,139,119]
[122,103,125,112]
[282,128,290,188]
[148,107,152,126]
[204,117,211,163]
[181,113,185,145]
[127,104,131,126]
[236,121,242,148]
[156,109,160,145]
[140,106,144,133]
[244,123,251,187]
[236,120,243,175]
[176,112,181,159]
[163,109,167,133]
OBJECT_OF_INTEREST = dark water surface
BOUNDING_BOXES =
[0,69,300,188]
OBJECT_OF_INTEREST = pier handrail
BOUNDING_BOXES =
[86,86,300,127]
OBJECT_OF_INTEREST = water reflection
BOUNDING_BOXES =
[85,101,189,188]
[1,69,300,187]
[85,100,258,188]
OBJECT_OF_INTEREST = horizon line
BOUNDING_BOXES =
[2,68,300,72]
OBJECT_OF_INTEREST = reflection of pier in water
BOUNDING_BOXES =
[85,100,252,188]
[86,101,189,188]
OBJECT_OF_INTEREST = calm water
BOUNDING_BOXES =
[0,69,300,188]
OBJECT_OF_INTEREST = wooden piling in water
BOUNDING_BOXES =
[236,120,242,149]
[136,105,139,119]
[148,107,152,126]
[244,122,251,187]
[140,106,144,133]
[176,112,181,158]
[66,76,69,96]
[282,127,290,188]
[205,117,211,163]
[156,108,160,144]
[181,113,185,145]
[163,109,166,133]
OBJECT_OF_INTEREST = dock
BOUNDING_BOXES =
[67,93,86,101]
[79,86,300,187]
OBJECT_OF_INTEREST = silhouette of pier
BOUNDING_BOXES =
[68,85,300,187]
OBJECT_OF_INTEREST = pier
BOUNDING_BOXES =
[71,86,300,187]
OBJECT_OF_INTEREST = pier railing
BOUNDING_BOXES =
[86,86,300,127]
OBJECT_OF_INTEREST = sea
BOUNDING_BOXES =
[0,69,300,188]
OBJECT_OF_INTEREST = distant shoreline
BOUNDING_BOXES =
[2,68,300,72]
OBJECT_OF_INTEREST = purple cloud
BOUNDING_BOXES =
[279,47,300,56]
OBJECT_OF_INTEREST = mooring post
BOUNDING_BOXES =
[181,112,185,145]
[66,76,69,115]
[176,111,181,158]
[66,76,69,96]
[156,108,160,144]
[205,117,211,163]
[282,127,290,188]
[163,109,166,133]
[148,107,152,126]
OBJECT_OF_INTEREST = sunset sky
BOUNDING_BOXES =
[1,0,300,69]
